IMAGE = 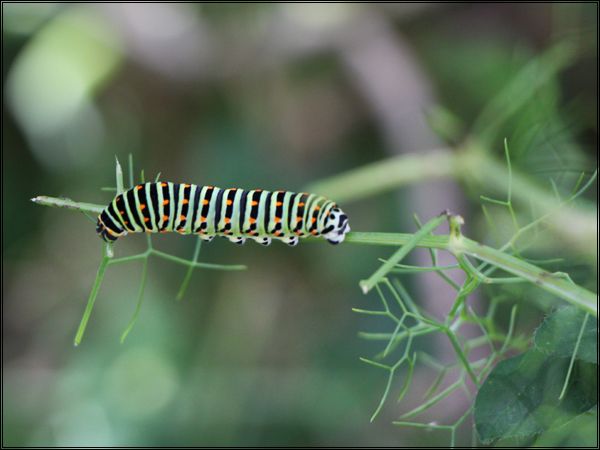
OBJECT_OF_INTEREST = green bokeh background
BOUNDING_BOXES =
[3,3,597,446]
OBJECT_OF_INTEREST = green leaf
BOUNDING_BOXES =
[474,349,597,444]
[533,407,598,447]
[534,306,598,364]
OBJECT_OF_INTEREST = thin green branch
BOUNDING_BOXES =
[115,156,124,194]
[559,313,589,400]
[451,236,597,316]
[150,249,246,271]
[31,196,104,215]
[128,154,134,188]
[120,257,149,343]
[413,213,462,291]
[74,250,111,346]
[399,377,465,419]
[397,353,416,403]
[446,331,479,386]
[176,237,203,301]
[359,214,448,294]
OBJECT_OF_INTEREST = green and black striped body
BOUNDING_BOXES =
[97,182,350,246]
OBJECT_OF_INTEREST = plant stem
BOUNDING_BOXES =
[32,195,597,316]
[176,237,203,301]
[452,236,596,316]
[305,143,597,257]
[359,214,447,294]
[74,252,110,346]
[31,196,104,215]
[306,149,456,202]
[348,230,597,317]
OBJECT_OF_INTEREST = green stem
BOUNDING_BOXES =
[150,249,246,271]
[305,144,596,256]
[176,237,203,300]
[451,236,597,316]
[31,196,104,215]
[306,149,456,202]
[446,331,479,385]
[348,231,597,316]
[559,313,589,400]
[359,214,448,294]
[31,196,597,315]
[120,257,149,343]
[74,253,110,346]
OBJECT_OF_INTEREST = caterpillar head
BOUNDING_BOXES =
[96,215,119,243]
[323,206,350,245]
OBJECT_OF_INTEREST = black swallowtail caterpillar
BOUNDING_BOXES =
[97,182,350,246]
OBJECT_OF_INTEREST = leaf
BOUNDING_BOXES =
[534,306,598,364]
[474,349,597,444]
[532,407,598,447]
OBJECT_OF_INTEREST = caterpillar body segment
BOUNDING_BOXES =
[97,182,350,246]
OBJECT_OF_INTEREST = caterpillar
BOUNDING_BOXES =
[96,182,350,246]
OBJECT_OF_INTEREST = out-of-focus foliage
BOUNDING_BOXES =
[535,306,597,364]
[474,349,597,445]
[3,3,597,447]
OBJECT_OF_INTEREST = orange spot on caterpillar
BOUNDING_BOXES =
[311,217,316,223]
[311,230,318,235]
[140,204,146,210]
[249,218,256,224]
[163,200,169,205]
[144,217,150,223]
[136,185,143,191]
[184,183,190,188]
[296,216,302,222]
[251,201,258,206]
[182,199,189,204]
[274,217,281,223]
[298,202,305,207]
[315,206,321,210]
[226,199,232,206]
[276,201,283,207]
[163,215,169,222]
[200,216,207,222]
[180,215,186,221]
[202,199,209,205]
[161,182,168,187]
[224,218,231,224]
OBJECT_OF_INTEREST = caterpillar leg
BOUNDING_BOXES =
[228,236,246,245]
[284,236,299,246]
[251,236,271,246]
[200,235,215,242]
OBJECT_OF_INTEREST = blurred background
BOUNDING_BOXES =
[3,3,597,446]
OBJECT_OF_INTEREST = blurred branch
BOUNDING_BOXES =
[472,41,578,143]
[307,149,455,202]
[306,142,597,257]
